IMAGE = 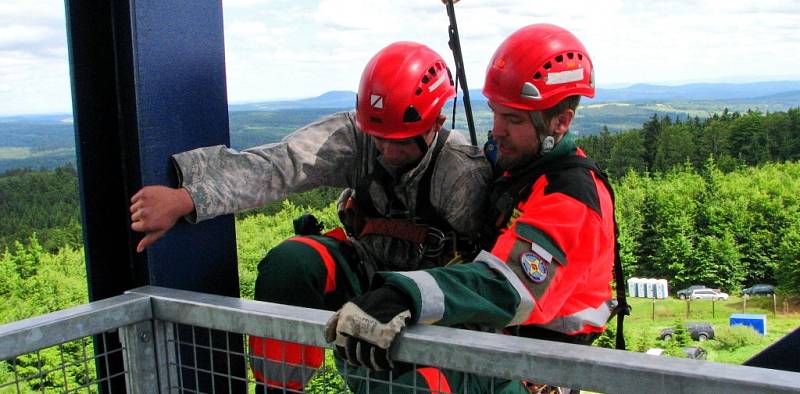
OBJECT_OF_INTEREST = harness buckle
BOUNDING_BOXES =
[419,226,446,258]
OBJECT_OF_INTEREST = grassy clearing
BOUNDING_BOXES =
[0,147,32,159]
[0,147,75,160]
[621,296,800,364]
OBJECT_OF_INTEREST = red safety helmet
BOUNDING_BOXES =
[356,42,456,139]
[483,24,595,112]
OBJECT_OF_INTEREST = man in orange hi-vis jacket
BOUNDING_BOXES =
[326,24,623,393]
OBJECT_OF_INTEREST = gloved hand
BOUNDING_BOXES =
[293,214,323,236]
[324,286,412,371]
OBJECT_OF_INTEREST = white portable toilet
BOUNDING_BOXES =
[628,277,639,298]
[646,278,658,298]
[658,279,669,299]
[655,279,665,299]
[637,278,647,299]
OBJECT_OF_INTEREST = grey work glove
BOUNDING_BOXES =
[324,286,412,371]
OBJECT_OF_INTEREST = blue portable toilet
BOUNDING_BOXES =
[730,313,767,336]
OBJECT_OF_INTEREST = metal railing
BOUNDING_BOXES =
[2,286,799,393]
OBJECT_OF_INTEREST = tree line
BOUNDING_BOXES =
[0,165,82,252]
[1,109,798,293]
[2,160,799,391]
[577,108,800,178]
[615,160,800,294]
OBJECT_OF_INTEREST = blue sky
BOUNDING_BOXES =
[1,0,799,115]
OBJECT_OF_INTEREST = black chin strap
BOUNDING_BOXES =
[414,135,430,155]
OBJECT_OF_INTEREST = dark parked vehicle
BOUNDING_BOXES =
[659,322,715,341]
[676,285,708,300]
[742,284,776,296]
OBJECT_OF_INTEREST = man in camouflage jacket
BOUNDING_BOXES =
[129,42,491,393]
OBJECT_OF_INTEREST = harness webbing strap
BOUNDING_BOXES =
[414,128,451,230]
[353,128,452,231]
[359,218,429,244]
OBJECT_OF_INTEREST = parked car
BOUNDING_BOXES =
[659,322,716,341]
[742,284,776,296]
[689,288,728,301]
[676,285,708,300]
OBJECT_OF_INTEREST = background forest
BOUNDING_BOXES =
[2,108,800,307]
[1,107,799,392]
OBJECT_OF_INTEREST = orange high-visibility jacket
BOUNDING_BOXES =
[380,135,615,337]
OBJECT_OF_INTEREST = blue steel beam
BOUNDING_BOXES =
[64,1,244,392]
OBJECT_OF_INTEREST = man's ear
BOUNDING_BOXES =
[550,109,575,137]
[435,114,447,131]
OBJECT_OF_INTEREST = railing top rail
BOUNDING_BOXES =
[129,286,800,394]
[0,292,152,359]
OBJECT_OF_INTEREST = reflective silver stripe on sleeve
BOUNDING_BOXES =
[396,271,445,324]
[530,242,553,263]
[473,250,535,326]
[249,356,318,386]
[533,300,614,334]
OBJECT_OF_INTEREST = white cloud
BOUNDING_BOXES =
[1,0,799,115]
[0,0,70,115]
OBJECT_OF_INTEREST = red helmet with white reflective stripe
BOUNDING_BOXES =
[483,24,595,111]
[356,42,456,139]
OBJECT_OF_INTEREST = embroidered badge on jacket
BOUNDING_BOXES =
[520,251,547,283]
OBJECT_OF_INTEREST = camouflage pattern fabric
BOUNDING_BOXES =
[172,110,492,273]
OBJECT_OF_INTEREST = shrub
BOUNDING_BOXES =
[594,326,616,349]
[714,325,766,351]
[632,329,654,353]
[304,351,351,394]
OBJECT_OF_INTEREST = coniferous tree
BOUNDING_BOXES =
[642,114,662,170]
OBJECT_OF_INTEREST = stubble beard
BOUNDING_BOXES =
[497,151,538,171]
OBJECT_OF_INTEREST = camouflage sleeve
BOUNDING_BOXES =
[430,134,492,238]
[172,111,359,223]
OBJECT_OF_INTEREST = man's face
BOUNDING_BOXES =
[373,135,427,168]
[489,100,539,170]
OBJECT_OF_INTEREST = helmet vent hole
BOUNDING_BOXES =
[415,87,423,96]
[578,54,583,60]
[543,62,552,70]
[534,72,541,80]
[567,53,574,59]
[370,116,383,124]
[555,55,563,63]
[403,106,422,123]
[429,67,437,76]
[422,75,430,84]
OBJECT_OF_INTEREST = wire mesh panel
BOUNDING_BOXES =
[163,321,542,394]
[140,286,800,394]
[0,332,127,394]
[158,322,249,394]
[3,288,798,394]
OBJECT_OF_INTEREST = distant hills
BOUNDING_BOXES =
[592,81,800,102]
[3,81,800,171]
[230,90,356,111]
[229,81,800,111]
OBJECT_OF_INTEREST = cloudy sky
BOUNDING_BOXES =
[1,0,799,115]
